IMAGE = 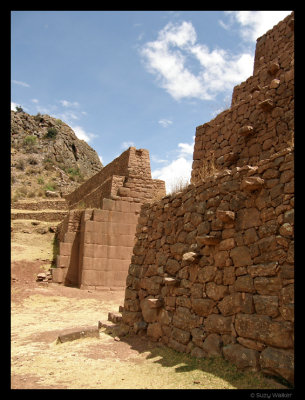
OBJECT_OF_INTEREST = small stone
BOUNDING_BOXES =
[259,99,274,111]
[240,177,265,192]
[196,235,220,245]
[268,62,280,75]
[238,126,254,137]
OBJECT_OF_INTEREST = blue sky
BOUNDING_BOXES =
[11,10,292,193]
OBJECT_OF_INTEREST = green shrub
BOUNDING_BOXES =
[45,127,58,139]
[23,135,37,147]
[37,177,44,185]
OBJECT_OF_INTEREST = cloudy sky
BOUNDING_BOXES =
[11,10,292,193]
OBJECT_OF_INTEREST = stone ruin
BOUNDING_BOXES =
[120,13,295,384]
[53,146,166,289]
[53,13,294,385]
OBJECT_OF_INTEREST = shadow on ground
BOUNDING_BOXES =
[101,324,290,390]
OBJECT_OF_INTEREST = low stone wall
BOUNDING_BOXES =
[122,148,294,384]
[64,147,165,209]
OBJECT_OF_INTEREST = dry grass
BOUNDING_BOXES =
[11,290,287,390]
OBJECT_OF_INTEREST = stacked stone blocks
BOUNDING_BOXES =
[121,12,294,384]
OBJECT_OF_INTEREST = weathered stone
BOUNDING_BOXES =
[253,295,279,317]
[248,250,278,267]
[238,126,254,137]
[205,282,229,301]
[182,252,198,263]
[216,210,235,223]
[240,177,265,192]
[57,328,99,343]
[201,334,222,357]
[230,246,252,267]
[172,327,191,345]
[268,62,280,75]
[191,298,215,317]
[260,347,294,384]
[218,293,254,316]
[163,277,179,286]
[235,314,293,348]
[236,208,261,230]
[223,343,260,371]
[196,235,220,245]
[234,275,255,293]
[146,298,163,308]
[237,337,265,351]
[147,322,162,341]
[165,258,181,275]
[204,314,233,334]
[140,298,160,323]
[173,307,201,330]
[259,99,274,111]
[197,265,217,283]
[254,276,282,295]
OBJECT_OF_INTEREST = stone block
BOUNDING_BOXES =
[240,177,265,192]
[218,293,254,316]
[59,242,73,256]
[201,334,222,357]
[56,255,70,268]
[191,298,215,317]
[52,267,67,283]
[253,295,279,317]
[57,328,99,343]
[115,200,131,213]
[204,314,233,335]
[92,209,109,222]
[260,347,294,384]
[230,246,252,267]
[223,343,260,371]
[234,314,293,348]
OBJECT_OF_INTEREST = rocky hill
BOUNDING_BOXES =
[11,110,103,202]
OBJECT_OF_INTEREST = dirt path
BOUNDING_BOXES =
[11,221,288,390]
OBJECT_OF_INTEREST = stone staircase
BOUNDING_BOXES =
[11,198,69,222]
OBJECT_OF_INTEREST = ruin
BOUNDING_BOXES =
[52,12,294,385]
[120,13,294,384]
[53,146,166,289]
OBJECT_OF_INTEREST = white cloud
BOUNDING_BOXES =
[11,102,18,111]
[121,141,135,150]
[71,125,97,143]
[31,98,39,103]
[59,100,80,108]
[140,20,253,101]
[12,80,30,88]
[158,118,173,128]
[152,157,192,194]
[222,11,292,42]
[98,154,104,165]
[152,138,194,194]
[178,141,194,156]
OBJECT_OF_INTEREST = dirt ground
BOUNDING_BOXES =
[11,220,288,390]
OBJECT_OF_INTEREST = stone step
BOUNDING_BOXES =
[12,198,68,211]
[11,209,69,222]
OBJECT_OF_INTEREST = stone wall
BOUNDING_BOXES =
[64,147,165,209]
[122,148,294,383]
[121,13,294,384]
[53,147,166,289]
[191,12,294,184]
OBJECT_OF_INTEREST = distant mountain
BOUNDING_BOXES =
[11,110,103,202]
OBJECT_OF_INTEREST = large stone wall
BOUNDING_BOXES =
[121,13,294,384]
[191,12,294,184]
